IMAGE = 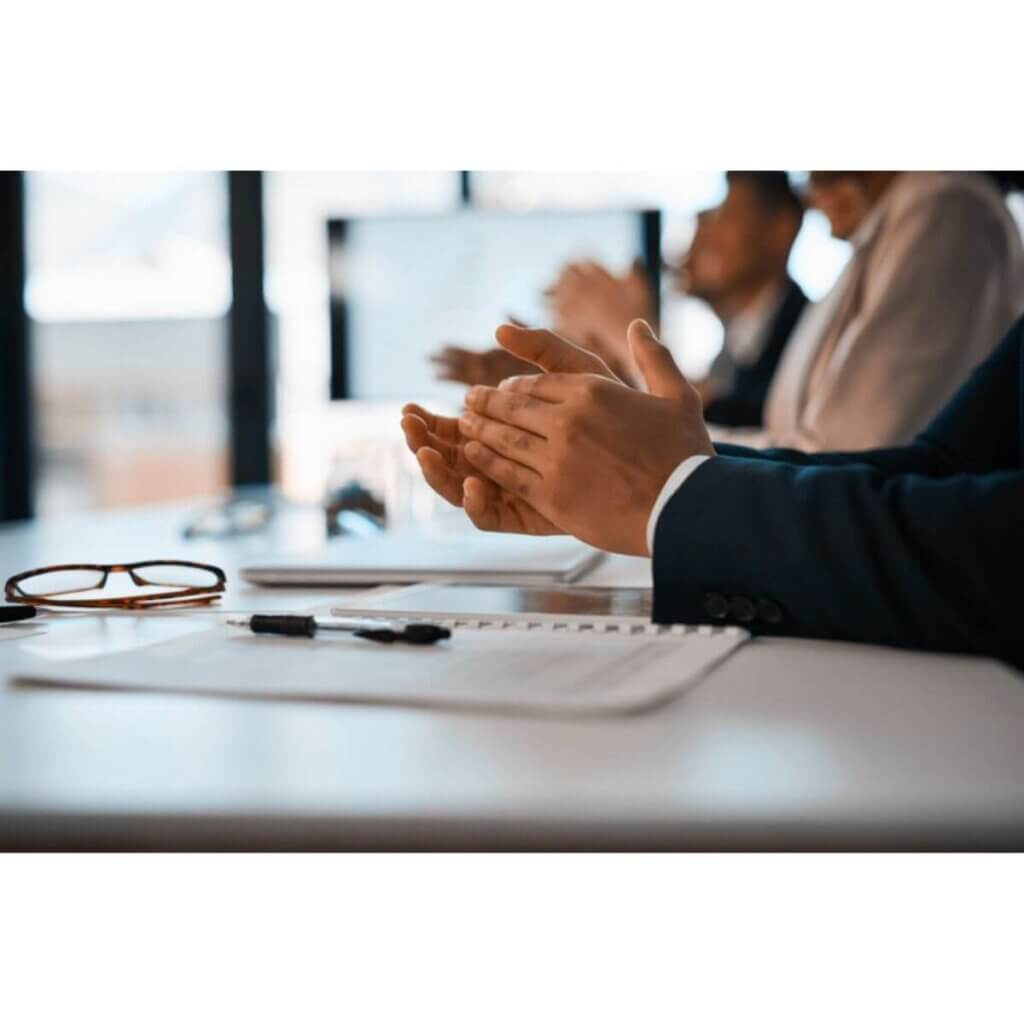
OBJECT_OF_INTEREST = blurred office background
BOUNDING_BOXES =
[4,171,1020,523]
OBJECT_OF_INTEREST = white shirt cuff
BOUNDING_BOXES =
[646,455,712,556]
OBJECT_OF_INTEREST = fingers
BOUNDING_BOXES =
[459,411,545,471]
[434,350,494,386]
[626,319,693,402]
[429,346,466,368]
[463,477,562,536]
[494,324,613,378]
[401,417,463,473]
[401,404,461,446]
[402,402,442,433]
[462,476,510,533]
[461,475,511,531]
[415,447,466,508]
[401,408,472,476]
[496,372,585,402]
[400,413,430,455]
[561,260,607,285]
[429,346,466,381]
[464,441,544,503]
[464,386,556,436]
[545,261,585,295]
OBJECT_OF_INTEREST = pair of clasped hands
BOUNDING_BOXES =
[400,320,716,557]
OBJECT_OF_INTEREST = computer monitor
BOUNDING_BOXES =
[327,207,660,401]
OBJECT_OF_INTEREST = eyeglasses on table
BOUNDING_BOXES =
[4,560,226,610]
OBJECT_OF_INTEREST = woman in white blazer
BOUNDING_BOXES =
[720,171,1024,452]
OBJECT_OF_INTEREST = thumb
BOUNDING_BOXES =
[627,319,692,401]
[495,324,615,379]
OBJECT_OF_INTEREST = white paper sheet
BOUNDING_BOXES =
[12,623,747,718]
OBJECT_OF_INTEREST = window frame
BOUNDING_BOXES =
[0,172,33,522]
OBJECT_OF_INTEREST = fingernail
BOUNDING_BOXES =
[459,412,477,432]
[465,441,480,458]
[633,318,661,343]
[465,387,481,407]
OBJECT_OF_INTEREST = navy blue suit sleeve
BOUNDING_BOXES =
[654,320,1024,667]
[654,458,1023,666]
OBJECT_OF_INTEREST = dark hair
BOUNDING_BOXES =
[983,171,1024,194]
[810,170,1024,195]
[726,171,804,221]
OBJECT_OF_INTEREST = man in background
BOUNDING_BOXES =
[433,171,807,428]
[548,172,807,426]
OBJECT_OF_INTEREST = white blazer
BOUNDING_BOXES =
[719,172,1024,451]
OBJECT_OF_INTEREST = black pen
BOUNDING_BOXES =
[225,614,451,645]
[1,605,37,624]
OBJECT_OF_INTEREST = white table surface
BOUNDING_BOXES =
[1,500,1022,850]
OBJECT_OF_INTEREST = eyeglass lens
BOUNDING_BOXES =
[15,564,221,597]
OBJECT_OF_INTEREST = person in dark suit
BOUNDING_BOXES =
[677,173,808,427]
[699,273,807,427]
[401,316,1023,669]
[546,172,808,427]
[433,173,807,430]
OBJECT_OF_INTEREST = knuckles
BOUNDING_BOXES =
[507,430,532,452]
[507,394,533,415]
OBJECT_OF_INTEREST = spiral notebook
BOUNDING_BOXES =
[12,586,747,718]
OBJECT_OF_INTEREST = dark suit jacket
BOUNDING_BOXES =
[702,278,808,428]
[653,315,1024,669]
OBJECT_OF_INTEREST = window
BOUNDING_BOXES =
[265,172,461,503]
[470,171,726,213]
[474,171,851,377]
[25,172,231,514]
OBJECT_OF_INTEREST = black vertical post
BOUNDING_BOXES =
[459,170,472,205]
[641,209,663,327]
[0,172,33,521]
[327,220,350,401]
[228,171,272,486]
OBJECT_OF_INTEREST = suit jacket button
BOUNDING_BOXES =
[703,592,729,620]
[729,596,757,623]
[756,599,784,624]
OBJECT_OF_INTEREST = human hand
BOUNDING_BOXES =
[401,403,561,535]
[429,345,538,388]
[402,324,621,533]
[457,320,715,556]
[546,260,653,383]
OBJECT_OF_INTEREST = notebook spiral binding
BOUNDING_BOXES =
[343,613,740,637]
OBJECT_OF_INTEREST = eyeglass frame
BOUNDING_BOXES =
[4,560,227,610]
